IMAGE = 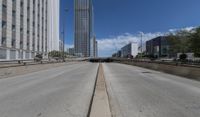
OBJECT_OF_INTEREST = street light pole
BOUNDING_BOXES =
[62,8,69,62]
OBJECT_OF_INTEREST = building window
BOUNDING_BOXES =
[37,0,40,52]
[27,0,31,50]
[20,0,24,49]
[45,0,48,52]
[2,0,7,46]
[12,0,17,48]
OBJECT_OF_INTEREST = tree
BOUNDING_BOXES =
[48,51,64,59]
[166,30,192,57]
[166,34,180,56]
[190,27,200,57]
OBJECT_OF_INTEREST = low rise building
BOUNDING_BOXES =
[146,36,169,58]
[121,42,138,58]
[116,50,121,58]
[112,53,116,58]
[69,48,75,56]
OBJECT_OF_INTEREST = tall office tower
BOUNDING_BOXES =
[74,0,93,57]
[90,35,98,57]
[95,40,98,57]
[0,0,60,60]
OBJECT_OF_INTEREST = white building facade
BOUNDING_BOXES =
[0,0,60,60]
[121,42,138,58]
[48,0,60,52]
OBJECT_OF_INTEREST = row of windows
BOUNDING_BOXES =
[1,0,48,53]
[1,0,7,46]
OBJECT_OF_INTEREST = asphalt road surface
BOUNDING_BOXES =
[0,62,98,117]
[103,63,200,117]
[1,62,200,117]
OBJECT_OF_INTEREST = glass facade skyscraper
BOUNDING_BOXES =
[74,0,94,57]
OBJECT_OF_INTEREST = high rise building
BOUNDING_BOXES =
[0,0,60,60]
[90,35,98,57]
[48,0,60,52]
[95,40,98,57]
[74,0,93,57]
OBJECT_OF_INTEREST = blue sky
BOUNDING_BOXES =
[60,0,200,57]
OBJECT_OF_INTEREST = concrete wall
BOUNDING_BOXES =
[119,61,200,81]
[0,62,70,79]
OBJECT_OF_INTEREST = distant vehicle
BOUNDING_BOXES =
[34,54,43,62]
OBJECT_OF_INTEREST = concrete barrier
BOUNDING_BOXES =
[0,62,74,79]
[119,61,200,81]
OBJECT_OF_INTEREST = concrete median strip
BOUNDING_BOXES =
[89,63,111,117]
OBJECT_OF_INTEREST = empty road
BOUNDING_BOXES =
[1,62,200,117]
[103,63,200,117]
[0,62,98,117]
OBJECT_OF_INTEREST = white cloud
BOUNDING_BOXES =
[97,26,196,57]
[169,26,196,33]
[97,32,163,57]
[183,27,195,31]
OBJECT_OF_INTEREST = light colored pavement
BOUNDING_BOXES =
[0,62,98,117]
[103,63,200,117]
[0,62,78,79]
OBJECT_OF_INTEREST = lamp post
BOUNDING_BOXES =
[62,8,69,62]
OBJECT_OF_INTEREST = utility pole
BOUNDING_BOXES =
[62,8,69,62]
